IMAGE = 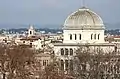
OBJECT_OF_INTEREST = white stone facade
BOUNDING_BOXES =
[63,29,105,44]
[32,39,42,50]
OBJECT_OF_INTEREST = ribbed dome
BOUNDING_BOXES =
[63,7,105,30]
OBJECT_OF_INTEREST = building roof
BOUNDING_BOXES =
[63,7,105,30]
[35,53,51,57]
[54,43,115,46]
[113,36,120,38]
[20,36,41,41]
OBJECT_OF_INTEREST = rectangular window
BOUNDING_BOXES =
[43,60,45,66]
[79,34,81,40]
[98,34,100,40]
[91,34,93,40]
[75,34,77,40]
[70,34,72,40]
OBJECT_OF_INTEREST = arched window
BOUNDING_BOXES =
[91,34,93,40]
[79,34,81,40]
[115,46,117,52]
[46,60,49,66]
[94,34,96,40]
[30,43,32,48]
[75,34,77,40]
[65,60,69,70]
[70,60,73,71]
[61,48,64,55]
[65,48,68,55]
[97,48,99,52]
[30,31,32,34]
[43,60,45,66]
[61,60,64,70]
[23,41,25,43]
[70,34,72,40]
[70,48,73,55]
[98,34,100,40]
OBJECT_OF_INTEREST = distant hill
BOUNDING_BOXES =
[105,23,120,30]
[0,23,120,30]
[0,24,28,29]
[0,24,63,29]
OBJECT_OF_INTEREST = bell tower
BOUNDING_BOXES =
[28,25,35,37]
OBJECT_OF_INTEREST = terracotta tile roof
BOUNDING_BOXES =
[20,36,41,40]
[35,53,51,57]
[113,36,120,38]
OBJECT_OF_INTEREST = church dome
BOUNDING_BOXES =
[63,7,105,30]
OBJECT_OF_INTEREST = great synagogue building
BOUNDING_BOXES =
[54,7,116,71]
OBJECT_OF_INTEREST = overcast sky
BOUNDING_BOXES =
[0,0,120,27]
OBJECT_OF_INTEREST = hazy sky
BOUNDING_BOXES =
[0,0,120,26]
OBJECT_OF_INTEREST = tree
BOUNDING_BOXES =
[38,58,66,79]
[0,44,35,79]
[0,44,8,79]
[74,45,120,79]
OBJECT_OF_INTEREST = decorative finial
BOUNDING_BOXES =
[29,25,34,30]
[81,0,86,7]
